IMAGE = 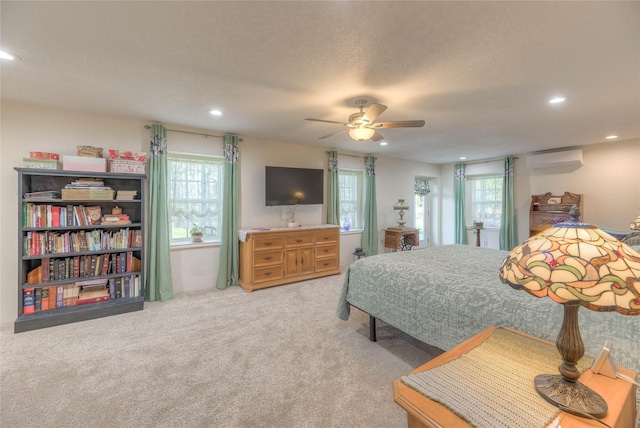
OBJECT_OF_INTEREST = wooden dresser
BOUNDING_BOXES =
[238,226,341,292]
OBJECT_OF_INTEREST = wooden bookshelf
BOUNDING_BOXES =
[15,168,146,333]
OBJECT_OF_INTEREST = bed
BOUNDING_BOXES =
[336,244,640,374]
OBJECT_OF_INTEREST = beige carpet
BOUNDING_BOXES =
[0,273,442,428]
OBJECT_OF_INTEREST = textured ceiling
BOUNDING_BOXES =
[1,1,638,164]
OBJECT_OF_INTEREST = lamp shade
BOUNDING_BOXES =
[500,219,640,315]
[499,214,640,417]
[348,126,375,141]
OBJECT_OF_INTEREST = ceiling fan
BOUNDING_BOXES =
[305,99,425,141]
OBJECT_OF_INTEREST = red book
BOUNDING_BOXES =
[76,295,110,305]
[23,288,35,314]
[51,206,61,227]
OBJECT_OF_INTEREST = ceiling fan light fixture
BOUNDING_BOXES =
[349,126,375,141]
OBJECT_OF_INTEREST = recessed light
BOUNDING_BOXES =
[459,157,466,160]
[0,50,19,60]
[605,135,618,140]
[549,96,566,104]
[209,109,222,116]
[379,142,388,146]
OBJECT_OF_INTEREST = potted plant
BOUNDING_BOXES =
[473,219,484,229]
[189,223,203,243]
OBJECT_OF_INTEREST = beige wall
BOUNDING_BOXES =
[2,101,637,327]
[0,102,441,325]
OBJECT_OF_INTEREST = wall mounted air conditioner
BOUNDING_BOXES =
[526,149,583,169]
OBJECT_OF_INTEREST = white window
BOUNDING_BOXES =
[168,152,223,243]
[470,175,502,228]
[338,169,363,229]
[415,193,426,241]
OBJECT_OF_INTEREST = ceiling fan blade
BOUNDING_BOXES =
[318,129,347,139]
[361,103,387,123]
[373,120,425,128]
[305,118,347,125]
[371,131,384,142]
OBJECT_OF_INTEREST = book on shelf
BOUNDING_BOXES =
[41,287,49,310]
[77,295,110,305]
[84,206,102,225]
[115,190,137,200]
[35,288,42,311]
[24,190,60,200]
[23,288,35,314]
[27,266,42,284]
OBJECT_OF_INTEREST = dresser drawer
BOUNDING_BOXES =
[314,230,338,244]
[254,237,283,251]
[316,244,338,258]
[315,257,339,272]
[253,250,283,267]
[285,234,314,247]
[253,266,284,283]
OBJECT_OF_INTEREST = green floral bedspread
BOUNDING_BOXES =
[337,245,640,373]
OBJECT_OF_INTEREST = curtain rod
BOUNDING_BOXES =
[464,156,518,165]
[144,125,243,142]
[325,150,376,160]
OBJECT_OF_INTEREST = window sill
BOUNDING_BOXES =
[341,229,363,235]
[171,240,220,250]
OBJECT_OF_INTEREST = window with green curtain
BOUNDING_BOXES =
[338,169,364,229]
[470,175,503,228]
[167,152,223,243]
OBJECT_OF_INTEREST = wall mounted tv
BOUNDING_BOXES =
[265,166,324,206]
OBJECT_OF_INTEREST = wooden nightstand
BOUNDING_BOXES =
[393,327,637,428]
[384,227,419,250]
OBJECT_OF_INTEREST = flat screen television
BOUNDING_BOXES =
[265,166,324,206]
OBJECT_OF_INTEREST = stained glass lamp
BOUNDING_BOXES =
[499,206,640,417]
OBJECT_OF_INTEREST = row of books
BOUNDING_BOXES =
[26,252,141,284]
[24,228,142,256]
[22,275,142,314]
[23,203,133,228]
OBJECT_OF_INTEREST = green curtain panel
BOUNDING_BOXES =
[454,163,467,244]
[500,156,518,250]
[326,150,340,225]
[361,156,379,256]
[216,135,240,290]
[146,124,174,302]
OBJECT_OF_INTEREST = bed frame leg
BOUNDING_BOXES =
[369,315,377,342]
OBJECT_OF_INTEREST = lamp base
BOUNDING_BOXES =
[534,374,607,418]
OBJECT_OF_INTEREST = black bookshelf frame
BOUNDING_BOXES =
[15,168,146,333]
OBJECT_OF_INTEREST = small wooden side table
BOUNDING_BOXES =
[384,227,419,251]
[393,326,637,428]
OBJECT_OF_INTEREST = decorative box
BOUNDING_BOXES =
[61,188,115,201]
[23,158,62,170]
[63,155,107,172]
[109,159,145,174]
[77,145,103,157]
[108,150,147,162]
[29,151,60,160]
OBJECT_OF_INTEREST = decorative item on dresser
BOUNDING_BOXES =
[15,168,146,333]
[529,191,582,237]
[238,225,340,292]
[500,207,640,417]
[393,198,410,227]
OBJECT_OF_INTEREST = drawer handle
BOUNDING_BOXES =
[265,272,272,276]
[323,262,330,266]
[323,249,329,253]
[323,237,329,240]
[264,256,272,260]
[265,242,272,246]
[296,239,303,243]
